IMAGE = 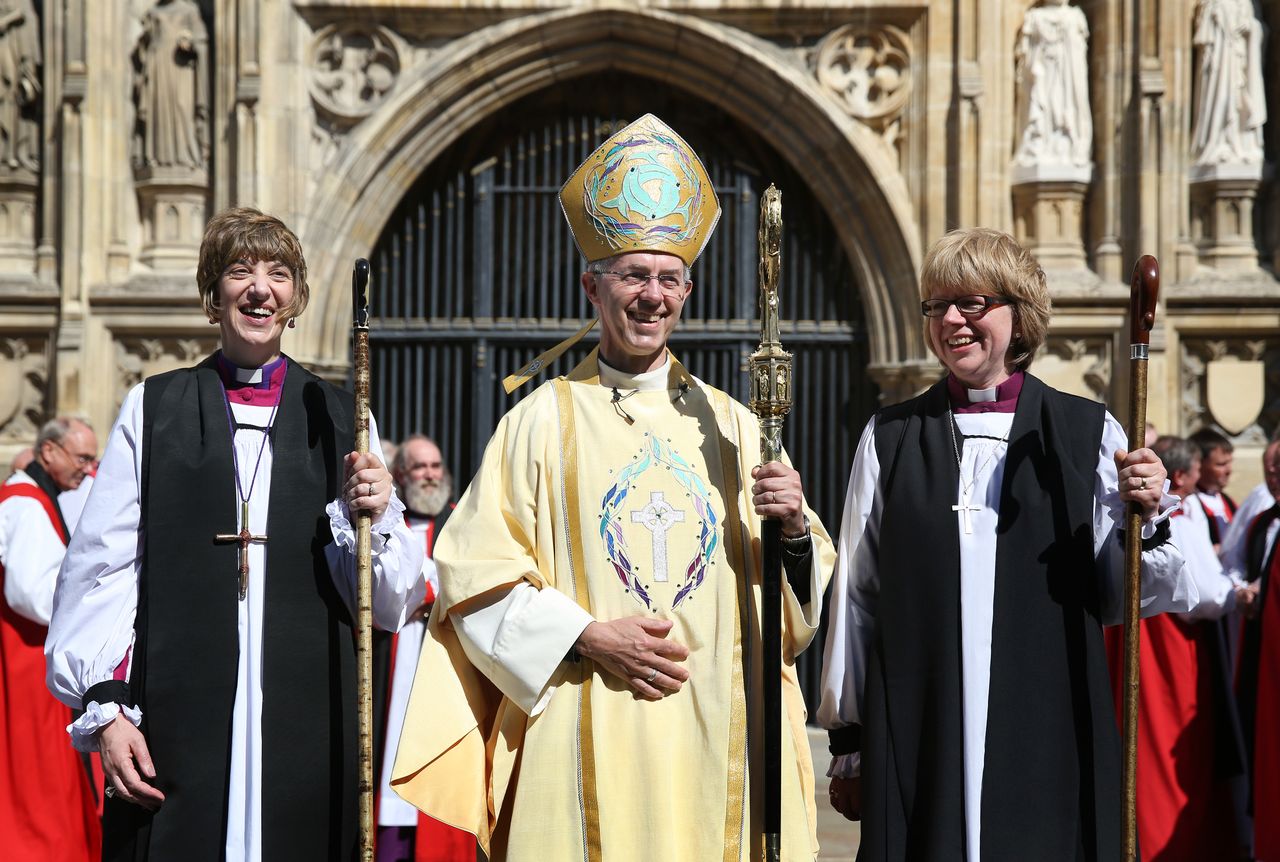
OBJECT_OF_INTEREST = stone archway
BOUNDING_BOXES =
[295,4,925,387]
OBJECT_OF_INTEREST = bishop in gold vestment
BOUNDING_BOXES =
[392,115,835,862]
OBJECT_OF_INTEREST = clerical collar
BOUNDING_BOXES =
[216,353,287,405]
[598,355,672,392]
[947,371,1023,414]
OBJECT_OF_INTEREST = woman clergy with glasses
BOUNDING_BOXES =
[46,208,426,862]
[817,228,1197,862]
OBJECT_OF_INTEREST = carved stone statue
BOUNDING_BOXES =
[132,0,208,172]
[0,0,40,174]
[1013,0,1093,172]
[1190,0,1267,167]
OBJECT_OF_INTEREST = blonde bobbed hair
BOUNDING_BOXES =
[918,227,1051,372]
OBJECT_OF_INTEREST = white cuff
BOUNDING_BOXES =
[827,752,861,779]
[68,701,143,753]
[326,493,406,552]
[1101,483,1179,539]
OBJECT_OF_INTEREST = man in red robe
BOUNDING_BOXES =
[1190,427,1237,551]
[1107,435,1246,861]
[376,435,471,862]
[1,417,101,861]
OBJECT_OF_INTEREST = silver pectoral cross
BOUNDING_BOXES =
[631,491,686,582]
[215,500,268,601]
[952,491,981,536]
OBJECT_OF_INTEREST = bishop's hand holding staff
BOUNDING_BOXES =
[817,228,1196,862]
[45,208,426,862]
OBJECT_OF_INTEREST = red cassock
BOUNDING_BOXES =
[1253,545,1280,859]
[1106,612,1235,861]
[0,484,101,861]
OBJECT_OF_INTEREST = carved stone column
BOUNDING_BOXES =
[866,360,941,405]
[1011,169,1092,272]
[1189,163,1263,273]
[134,166,209,271]
[0,167,37,273]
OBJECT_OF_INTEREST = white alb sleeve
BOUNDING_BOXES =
[816,418,881,736]
[451,581,594,717]
[1094,412,1197,625]
[46,384,146,716]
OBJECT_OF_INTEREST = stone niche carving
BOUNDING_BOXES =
[1181,337,1276,443]
[1013,0,1093,180]
[1034,336,1112,402]
[1010,1,1094,274]
[132,0,210,272]
[0,333,47,444]
[1190,0,1266,170]
[115,335,216,404]
[0,1,40,275]
[1187,0,1268,273]
[813,24,912,147]
[309,25,401,126]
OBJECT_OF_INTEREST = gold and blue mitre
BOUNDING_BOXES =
[559,114,720,266]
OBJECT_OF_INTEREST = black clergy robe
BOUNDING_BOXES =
[102,356,359,861]
[860,374,1122,861]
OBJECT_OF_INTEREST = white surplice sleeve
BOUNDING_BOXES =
[46,384,147,737]
[1169,498,1237,622]
[1,480,71,626]
[1221,483,1273,581]
[324,415,427,634]
[1094,412,1198,625]
[452,582,594,717]
[816,419,881,780]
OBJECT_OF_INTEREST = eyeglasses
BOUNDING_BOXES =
[597,271,688,292]
[920,295,1015,318]
[53,440,96,468]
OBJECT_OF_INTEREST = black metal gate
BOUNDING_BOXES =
[368,83,879,705]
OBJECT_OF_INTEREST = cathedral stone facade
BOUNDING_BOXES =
[3,0,1278,491]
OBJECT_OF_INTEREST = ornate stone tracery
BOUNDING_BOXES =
[309,25,401,125]
[813,25,912,130]
[115,335,216,404]
[0,333,47,444]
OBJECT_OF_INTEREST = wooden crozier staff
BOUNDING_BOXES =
[351,258,376,861]
[1121,255,1159,862]
[749,185,792,862]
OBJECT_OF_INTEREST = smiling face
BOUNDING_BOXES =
[216,259,295,367]
[583,251,691,374]
[926,290,1017,390]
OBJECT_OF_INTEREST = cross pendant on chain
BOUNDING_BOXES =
[952,491,981,535]
[214,500,268,600]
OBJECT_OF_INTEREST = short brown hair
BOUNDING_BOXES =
[919,228,1052,372]
[196,207,309,323]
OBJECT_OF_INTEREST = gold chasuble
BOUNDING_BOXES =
[392,350,834,861]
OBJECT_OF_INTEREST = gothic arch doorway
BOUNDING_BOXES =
[369,84,878,699]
